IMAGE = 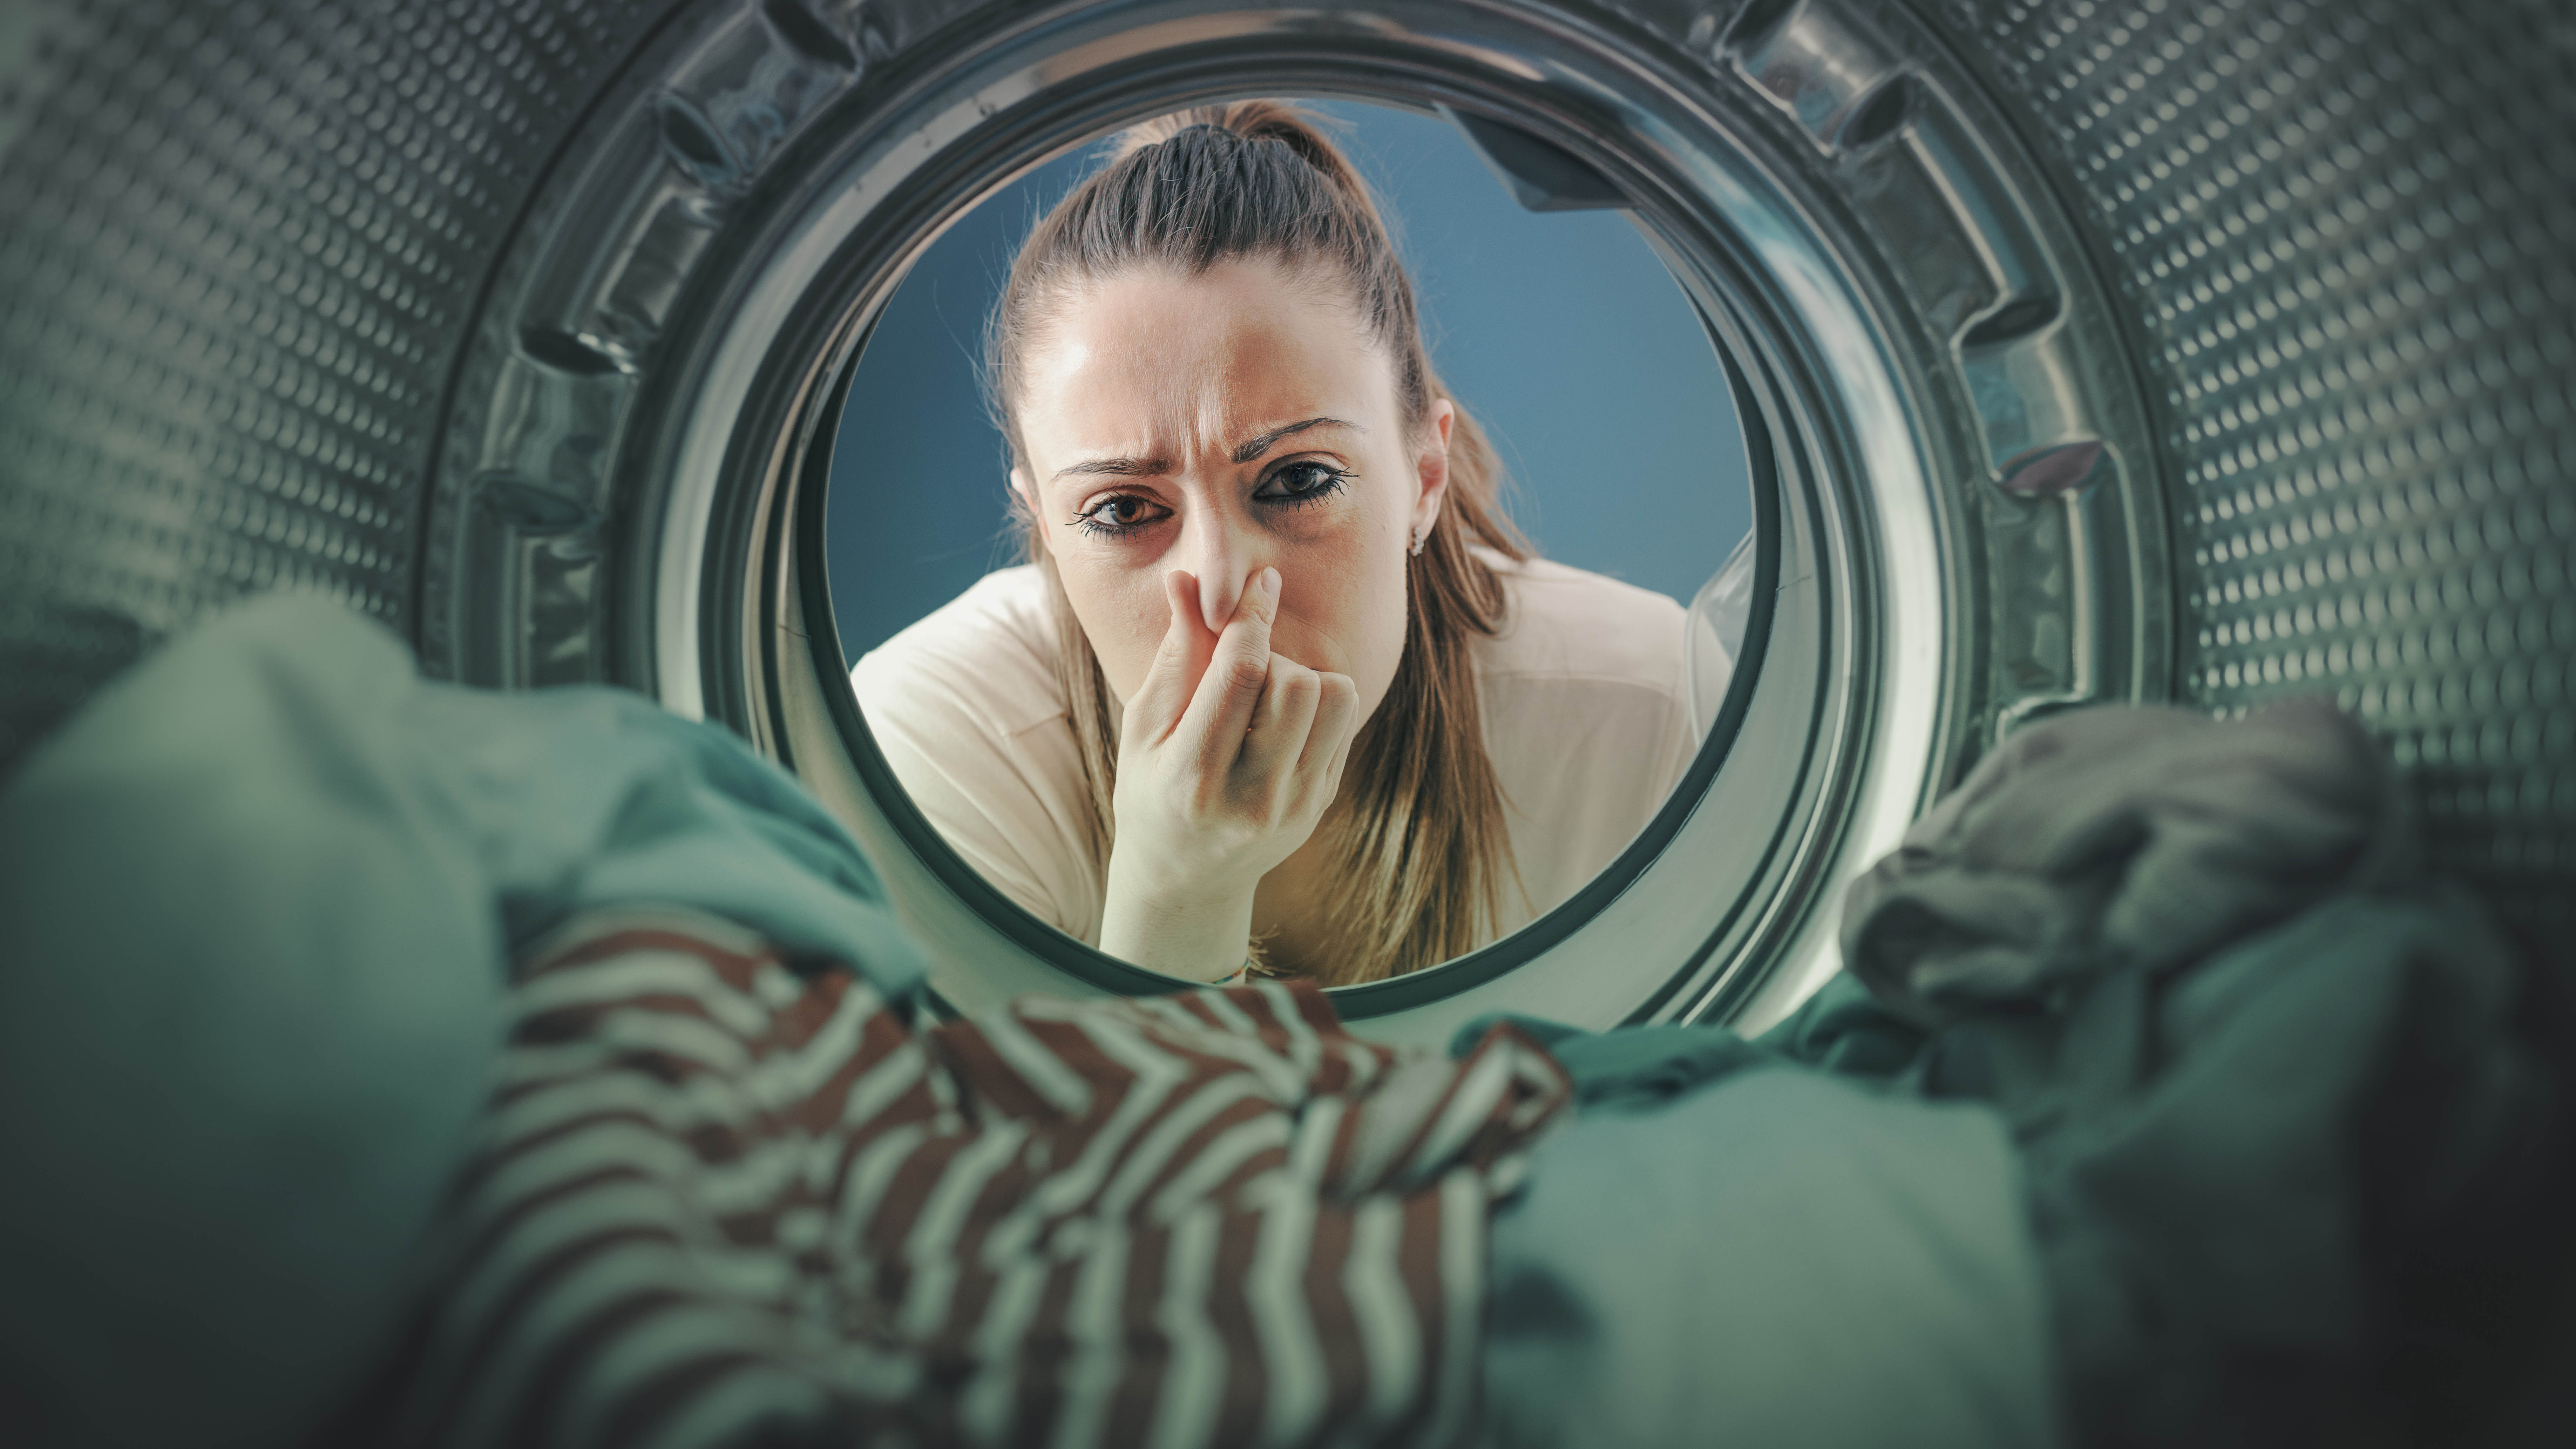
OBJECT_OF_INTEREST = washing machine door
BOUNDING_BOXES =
[2,0,2568,1044]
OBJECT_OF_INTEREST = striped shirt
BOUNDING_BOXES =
[338,906,1571,1449]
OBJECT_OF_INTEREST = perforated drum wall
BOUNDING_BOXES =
[0,0,659,753]
[1953,0,2576,941]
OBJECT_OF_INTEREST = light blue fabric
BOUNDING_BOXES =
[1460,984,2058,1448]
[1480,1067,2059,1449]
[0,593,924,1449]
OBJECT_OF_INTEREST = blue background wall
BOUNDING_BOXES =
[825,101,1750,662]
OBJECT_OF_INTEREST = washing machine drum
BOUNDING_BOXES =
[1,0,2569,1036]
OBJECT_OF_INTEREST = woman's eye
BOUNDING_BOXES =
[1072,494,1170,536]
[1257,461,1351,506]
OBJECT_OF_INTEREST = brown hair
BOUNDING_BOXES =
[986,100,1533,985]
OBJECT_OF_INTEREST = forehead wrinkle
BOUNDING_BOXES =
[1031,344,1206,489]
[1190,374,1236,469]
[1020,260,1386,489]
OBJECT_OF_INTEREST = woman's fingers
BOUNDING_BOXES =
[1126,570,1214,743]
[1179,566,1279,753]
[1299,670,1360,779]
[1240,655,1323,783]
[1155,567,1349,827]
[1291,671,1360,821]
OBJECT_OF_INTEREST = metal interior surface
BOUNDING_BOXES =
[1,0,2568,1038]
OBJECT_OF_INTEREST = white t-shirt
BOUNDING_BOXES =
[850,555,1704,948]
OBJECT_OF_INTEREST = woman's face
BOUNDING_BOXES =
[1011,259,1450,722]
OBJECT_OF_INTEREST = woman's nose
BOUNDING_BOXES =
[1179,509,1265,634]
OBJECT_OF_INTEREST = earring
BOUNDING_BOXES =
[1409,523,1427,557]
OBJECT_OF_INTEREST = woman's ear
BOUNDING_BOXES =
[1009,466,1039,525]
[1412,397,1455,539]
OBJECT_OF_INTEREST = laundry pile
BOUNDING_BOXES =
[0,595,2564,1449]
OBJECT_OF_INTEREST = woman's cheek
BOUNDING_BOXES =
[1060,550,1166,704]
[1351,569,1413,720]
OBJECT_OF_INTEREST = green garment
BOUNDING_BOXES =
[2001,888,2551,1449]
[1831,699,2556,1445]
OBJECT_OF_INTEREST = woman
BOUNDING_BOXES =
[854,102,1704,984]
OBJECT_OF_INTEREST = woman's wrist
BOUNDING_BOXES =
[1098,865,1256,982]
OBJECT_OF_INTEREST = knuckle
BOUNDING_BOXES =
[1221,654,1271,694]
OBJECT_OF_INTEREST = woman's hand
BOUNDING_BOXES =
[1099,567,1360,980]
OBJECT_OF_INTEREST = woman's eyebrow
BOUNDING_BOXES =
[1229,416,1358,463]
[1052,455,1170,482]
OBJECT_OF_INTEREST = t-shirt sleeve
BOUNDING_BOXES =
[848,598,1101,944]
